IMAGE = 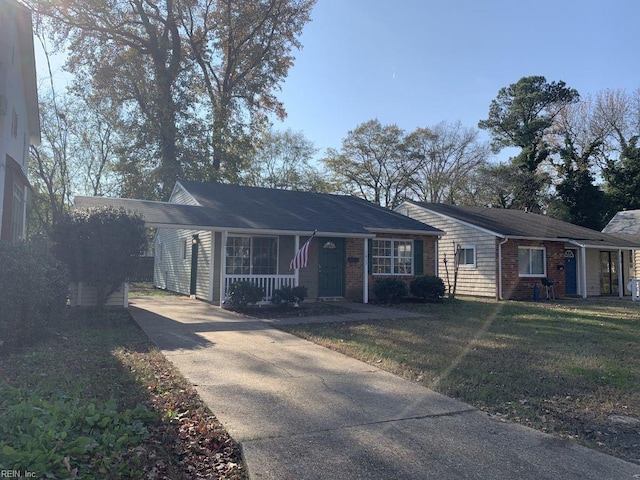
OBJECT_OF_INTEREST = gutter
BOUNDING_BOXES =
[498,237,509,300]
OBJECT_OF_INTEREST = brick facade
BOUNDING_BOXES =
[499,239,566,300]
[344,234,438,302]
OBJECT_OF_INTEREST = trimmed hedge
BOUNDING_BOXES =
[410,275,445,302]
[226,281,264,308]
[373,278,408,304]
[271,286,307,306]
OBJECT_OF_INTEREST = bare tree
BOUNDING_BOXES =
[405,121,489,204]
[323,119,418,208]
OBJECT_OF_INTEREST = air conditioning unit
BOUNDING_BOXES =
[0,94,7,116]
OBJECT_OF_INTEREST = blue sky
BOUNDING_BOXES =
[274,0,640,159]
[35,0,640,162]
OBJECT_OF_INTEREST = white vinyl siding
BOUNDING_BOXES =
[170,183,199,205]
[153,228,212,300]
[402,203,497,297]
[69,282,127,307]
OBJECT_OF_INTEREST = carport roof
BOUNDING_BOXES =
[74,182,443,237]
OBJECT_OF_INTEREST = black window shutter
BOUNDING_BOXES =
[368,239,373,275]
[414,239,424,275]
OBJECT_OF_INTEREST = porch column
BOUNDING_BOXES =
[363,238,369,304]
[219,230,228,305]
[618,249,624,298]
[293,235,300,287]
[580,246,588,299]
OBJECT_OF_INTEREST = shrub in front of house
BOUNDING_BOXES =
[373,278,408,304]
[51,207,147,309]
[0,243,69,347]
[271,286,307,307]
[410,275,445,302]
[226,281,264,308]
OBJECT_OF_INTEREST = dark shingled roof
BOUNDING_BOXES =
[75,181,442,237]
[408,201,640,249]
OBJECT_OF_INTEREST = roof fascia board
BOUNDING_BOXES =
[146,224,376,238]
[366,227,442,236]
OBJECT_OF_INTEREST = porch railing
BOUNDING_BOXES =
[224,274,296,302]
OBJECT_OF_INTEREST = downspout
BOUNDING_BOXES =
[581,246,587,299]
[219,230,228,306]
[294,235,300,287]
[363,238,369,304]
[435,236,440,277]
[498,237,509,300]
[618,249,624,298]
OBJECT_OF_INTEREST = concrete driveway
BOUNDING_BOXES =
[128,296,640,480]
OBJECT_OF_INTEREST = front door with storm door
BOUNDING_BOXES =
[600,251,621,295]
[318,238,345,297]
[564,249,578,295]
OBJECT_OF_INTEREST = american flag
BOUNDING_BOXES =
[290,232,316,270]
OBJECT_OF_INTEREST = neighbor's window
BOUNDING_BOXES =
[372,239,413,275]
[226,236,277,275]
[518,246,546,276]
[458,245,476,267]
[11,183,25,243]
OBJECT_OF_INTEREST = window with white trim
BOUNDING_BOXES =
[226,236,278,275]
[182,238,188,261]
[458,245,476,267]
[518,246,546,276]
[372,239,413,275]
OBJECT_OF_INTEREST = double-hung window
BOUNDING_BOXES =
[372,239,413,275]
[518,246,546,277]
[458,245,476,267]
[226,236,278,275]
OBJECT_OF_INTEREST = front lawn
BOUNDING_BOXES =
[0,309,246,479]
[279,298,640,464]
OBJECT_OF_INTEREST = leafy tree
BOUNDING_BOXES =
[603,136,640,211]
[31,0,316,196]
[180,0,316,181]
[31,0,186,199]
[479,76,579,212]
[405,121,489,204]
[51,208,147,309]
[323,119,417,208]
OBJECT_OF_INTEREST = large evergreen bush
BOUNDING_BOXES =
[0,243,68,347]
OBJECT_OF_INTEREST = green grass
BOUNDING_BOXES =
[280,298,640,464]
[0,309,246,479]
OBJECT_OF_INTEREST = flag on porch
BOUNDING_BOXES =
[290,231,316,270]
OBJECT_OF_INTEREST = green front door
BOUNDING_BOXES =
[318,238,345,297]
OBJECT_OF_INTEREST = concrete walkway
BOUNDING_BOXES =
[128,297,640,480]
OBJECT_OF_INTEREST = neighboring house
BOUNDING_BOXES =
[0,0,40,243]
[603,210,640,279]
[397,201,640,300]
[75,181,443,304]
